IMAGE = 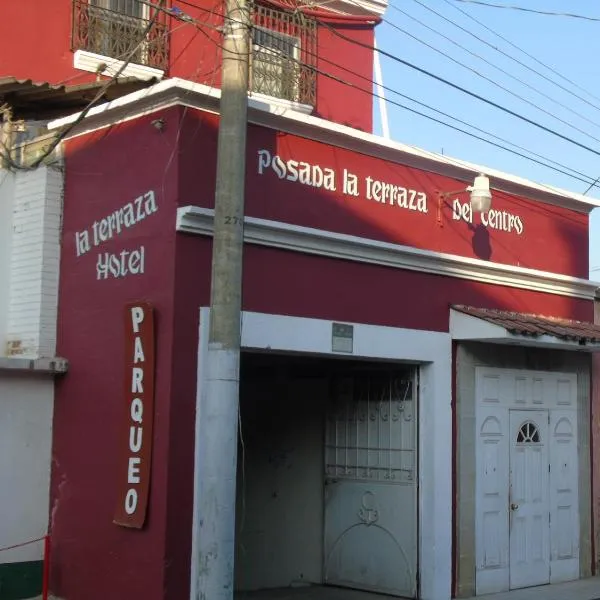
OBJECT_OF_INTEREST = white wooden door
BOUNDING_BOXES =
[509,410,550,589]
[476,369,580,595]
[324,370,417,597]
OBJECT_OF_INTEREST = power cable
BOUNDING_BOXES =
[389,2,600,133]
[140,2,600,190]
[1,0,166,170]
[312,16,600,161]
[253,27,597,187]
[183,0,600,164]
[10,1,600,193]
[450,1,600,22]
[310,58,596,186]
[435,0,600,110]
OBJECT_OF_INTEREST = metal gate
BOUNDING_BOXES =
[324,368,418,597]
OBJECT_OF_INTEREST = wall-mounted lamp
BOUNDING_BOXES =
[467,174,492,213]
[436,173,492,225]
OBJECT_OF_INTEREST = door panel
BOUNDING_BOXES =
[475,410,509,595]
[549,410,579,582]
[324,481,416,596]
[509,410,550,589]
[323,371,417,597]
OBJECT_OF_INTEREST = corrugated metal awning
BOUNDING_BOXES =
[450,304,600,351]
[0,76,157,120]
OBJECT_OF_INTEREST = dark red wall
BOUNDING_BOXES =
[52,107,182,600]
[0,0,222,85]
[0,0,77,84]
[0,1,375,131]
[51,105,593,600]
[178,109,590,278]
[315,23,374,131]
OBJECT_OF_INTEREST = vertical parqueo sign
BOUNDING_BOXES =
[114,302,155,529]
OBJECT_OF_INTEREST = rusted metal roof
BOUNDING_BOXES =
[452,304,600,344]
[0,76,157,120]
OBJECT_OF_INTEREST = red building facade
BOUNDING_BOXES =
[0,0,379,132]
[46,79,600,600]
[3,2,600,600]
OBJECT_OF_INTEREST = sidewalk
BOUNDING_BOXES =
[26,577,600,600]
[464,576,600,600]
[235,578,600,600]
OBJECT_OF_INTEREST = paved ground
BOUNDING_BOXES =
[463,576,600,600]
[235,577,600,600]
[235,587,391,600]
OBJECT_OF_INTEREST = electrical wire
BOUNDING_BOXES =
[7,0,600,194]
[311,15,600,162]
[252,27,598,187]
[420,0,600,113]
[186,3,599,192]
[388,2,600,133]
[134,1,600,191]
[300,54,598,186]
[162,0,600,168]
[380,16,600,145]
[450,0,600,22]
[0,0,167,170]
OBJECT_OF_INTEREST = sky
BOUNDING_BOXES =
[371,0,600,278]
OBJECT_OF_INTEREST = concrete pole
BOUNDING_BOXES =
[194,0,250,597]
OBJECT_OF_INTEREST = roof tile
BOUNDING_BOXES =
[452,305,600,343]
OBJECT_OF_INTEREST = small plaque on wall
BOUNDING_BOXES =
[332,322,354,354]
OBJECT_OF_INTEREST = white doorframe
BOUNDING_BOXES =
[190,309,453,600]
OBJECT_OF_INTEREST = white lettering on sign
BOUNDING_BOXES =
[96,246,145,280]
[452,198,524,235]
[258,149,337,191]
[114,302,154,529]
[124,306,146,517]
[365,176,427,213]
[75,190,156,280]
[256,149,429,214]
[125,489,137,515]
[75,190,157,257]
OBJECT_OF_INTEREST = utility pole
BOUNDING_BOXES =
[194,0,250,597]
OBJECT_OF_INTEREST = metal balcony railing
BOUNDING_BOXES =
[251,4,317,106]
[72,0,169,71]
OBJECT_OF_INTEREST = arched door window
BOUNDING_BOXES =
[516,421,541,444]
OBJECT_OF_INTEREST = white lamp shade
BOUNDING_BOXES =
[469,174,492,213]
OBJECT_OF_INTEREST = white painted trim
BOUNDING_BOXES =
[0,356,68,374]
[73,49,164,81]
[339,0,387,15]
[176,206,598,300]
[248,91,313,115]
[47,78,600,212]
[373,35,390,139]
[319,0,387,17]
[450,310,600,351]
[190,309,210,600]
[190,309,452,600]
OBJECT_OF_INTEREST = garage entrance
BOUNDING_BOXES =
[234,353,418,597]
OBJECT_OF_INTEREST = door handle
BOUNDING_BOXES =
[510,503,519,511]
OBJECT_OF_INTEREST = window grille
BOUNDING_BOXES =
[72,0,169,71]
[251,4,317,106]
